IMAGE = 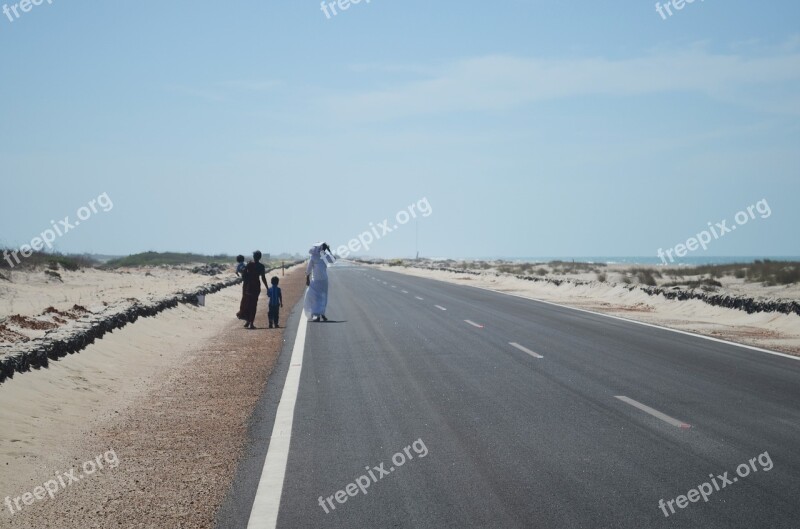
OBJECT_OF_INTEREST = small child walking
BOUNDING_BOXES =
[267,276,283,328]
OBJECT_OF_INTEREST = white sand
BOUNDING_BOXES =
[0,266,231,318]
[0,285,239,502]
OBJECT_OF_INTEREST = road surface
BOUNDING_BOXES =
[217,262,800,529]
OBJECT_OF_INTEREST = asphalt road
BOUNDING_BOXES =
[217,262,800,529]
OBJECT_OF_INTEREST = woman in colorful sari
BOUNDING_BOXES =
[304,242,334,322]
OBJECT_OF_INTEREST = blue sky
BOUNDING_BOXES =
[1,1,798,260]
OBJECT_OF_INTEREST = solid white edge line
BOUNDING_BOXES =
[435,305,447,311]
[615,396,691,429]
[509,341,543,359]
[464,320,484,328]
[456,283,799,362]
[246,316,308,529]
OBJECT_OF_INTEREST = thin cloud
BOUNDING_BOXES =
[326,47,800,121]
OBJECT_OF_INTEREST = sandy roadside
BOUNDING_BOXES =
[376,265,800,356]
[0,265,305,528]
[0,266,234,320]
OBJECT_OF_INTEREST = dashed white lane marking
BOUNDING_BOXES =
[415,296,424,300]
[464,320,484,328]
[435,305,447,311]
[391,285,396,288]
[614,396,691,429]
[464,284,799,362]
[509,342,543,359]
[401,290,409,294]
[247,316,308,528]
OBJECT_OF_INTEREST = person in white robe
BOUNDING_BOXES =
[304,242,335,321]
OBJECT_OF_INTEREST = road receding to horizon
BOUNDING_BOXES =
[220,261,800,529]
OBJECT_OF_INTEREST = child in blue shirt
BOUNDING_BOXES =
[267,276,283,328]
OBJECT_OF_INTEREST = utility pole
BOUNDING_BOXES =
[415,218,419,260]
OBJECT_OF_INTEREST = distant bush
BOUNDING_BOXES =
[662,278,722,290]
[104,251,234,268]
[596,272,607,283]
[44,270,63,282]
[0,250,97,271]
[668,260,798,285]
[625,267,660,286]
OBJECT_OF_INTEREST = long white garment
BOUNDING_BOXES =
[303,243,334,318]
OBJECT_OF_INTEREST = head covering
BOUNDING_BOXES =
[309,242,335,264]
[309,242,325,258]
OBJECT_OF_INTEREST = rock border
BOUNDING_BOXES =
[0,263,302,384]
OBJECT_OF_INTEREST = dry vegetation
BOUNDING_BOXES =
[368,258,800,289]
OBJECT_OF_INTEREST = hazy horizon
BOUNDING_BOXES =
[31,251,800,267]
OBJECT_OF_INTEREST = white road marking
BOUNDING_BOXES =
[464,320,484,328]
[509,342,543,359]
[435,305,447,311]
[614,396,691,429]
[415,296,424,300]
[391,285,396,288]
[463,284,799,362]
[246,316,308,528]
[401,290,409,294]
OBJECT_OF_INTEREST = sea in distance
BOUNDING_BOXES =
[461,256,800,266]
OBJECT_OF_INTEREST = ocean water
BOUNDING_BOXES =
[481,256,800,266]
